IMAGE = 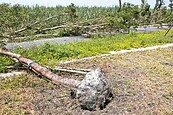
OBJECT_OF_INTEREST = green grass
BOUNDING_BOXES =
[1,30,173,72]
[0,55,14,73]
[13,30,173,65]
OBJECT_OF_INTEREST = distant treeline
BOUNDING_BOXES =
[0,2,172,37]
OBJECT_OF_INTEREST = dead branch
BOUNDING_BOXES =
[0,34,12,39]
[36,23,108,33]
[164,24,173,37]
[36,25,68,33]
[56,66,91,72]
[51,67,89,75]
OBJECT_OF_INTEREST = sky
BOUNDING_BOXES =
[0,0,170,8]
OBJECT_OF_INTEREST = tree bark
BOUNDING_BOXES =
[154,0,164,11]
[0,49,80,88]
[158,0,164,9]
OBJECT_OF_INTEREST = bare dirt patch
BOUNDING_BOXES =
[1,47,173,114]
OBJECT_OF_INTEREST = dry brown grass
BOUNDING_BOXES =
[1,47,173,114]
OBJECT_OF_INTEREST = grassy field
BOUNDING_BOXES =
[13,30,173,64]
[1,30,173,72]
[0,46,173,114]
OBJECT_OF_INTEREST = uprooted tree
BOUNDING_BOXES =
[0,49,113,110]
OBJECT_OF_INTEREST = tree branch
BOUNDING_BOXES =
[12,13,69,35]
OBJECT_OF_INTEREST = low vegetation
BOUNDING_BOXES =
[1,30,173,72]
[12,30,173,65]
[0,55,14,73]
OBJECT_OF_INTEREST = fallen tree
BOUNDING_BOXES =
[36,23,107,34]
[0,49,80,87]
[12,13,69,35]
[0,49,113,110]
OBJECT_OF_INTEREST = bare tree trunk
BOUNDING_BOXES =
[0,49,80,88]
[36,23,107,34]
[141,0,145,4]
[0,49,113,111]
[154,0,159,12]
[118,0,122,12]
[158,0,164,9]
[154,0,164,11]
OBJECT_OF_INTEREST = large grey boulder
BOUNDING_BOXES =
[76,68,113,110]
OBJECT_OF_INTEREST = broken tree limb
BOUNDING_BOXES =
[13,13,69,35]
[56,66,91,72]
[36,23,108,34]
[36,25,68,33]
[0,49,80,88]
[164,24,173,37]
[0,34,12,39]
[50,67,89,75]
